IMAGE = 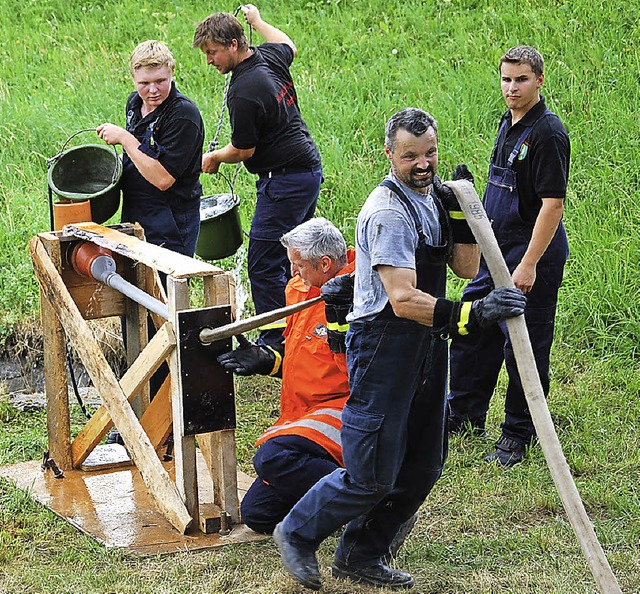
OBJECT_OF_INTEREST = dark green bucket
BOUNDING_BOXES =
[195,193,243,260]
[48,139,122,225]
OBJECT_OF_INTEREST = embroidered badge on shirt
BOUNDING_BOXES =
[518,142,529,161]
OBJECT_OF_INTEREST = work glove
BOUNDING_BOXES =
[432,287,526,339]
[452,164,475,186]
[321,273,354,354]
[470,287,527,328]
[433,168,477,244]
[216,334,282,376]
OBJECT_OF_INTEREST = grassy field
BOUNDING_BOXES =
[1,0,639,592]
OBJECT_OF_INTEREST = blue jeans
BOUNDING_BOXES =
[241,435,339,534]
[248,168,321,346]
[280,318,448,566]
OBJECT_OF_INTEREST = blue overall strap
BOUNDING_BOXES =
[379,178,425,238]
[493,109,554,169]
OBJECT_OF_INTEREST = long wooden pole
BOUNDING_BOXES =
[446,180,622,594]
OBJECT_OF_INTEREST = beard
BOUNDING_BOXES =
[396,166,435,192]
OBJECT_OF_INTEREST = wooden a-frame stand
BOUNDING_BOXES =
[2,222,264,553]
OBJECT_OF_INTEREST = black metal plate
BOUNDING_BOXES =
[178,306,235,435]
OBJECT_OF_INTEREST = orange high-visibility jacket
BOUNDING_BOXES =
[255,250,355,466]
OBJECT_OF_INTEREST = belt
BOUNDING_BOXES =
[258,167,315,179]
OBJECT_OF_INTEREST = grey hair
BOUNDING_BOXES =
[385,108,438,152]
[281,217,347,268]
[500,45,544,77]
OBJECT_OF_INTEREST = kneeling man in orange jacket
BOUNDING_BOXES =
[218,217,354,534]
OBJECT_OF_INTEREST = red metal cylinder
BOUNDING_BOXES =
[70,242,114,279]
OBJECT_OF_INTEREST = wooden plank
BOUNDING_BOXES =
[140,375,173,449]
[30,237,192,534]
[198,272,240,523]
[66,222,223,279]
[70,323,176,467]
[125,259,150,416]
[167,277,199,530]
[37,234,73,470]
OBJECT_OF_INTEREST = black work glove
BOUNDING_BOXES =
[471,287,527,328]
[452,164,475,186]
[432,172,476,244]
[433,287,526,339]
[321,273,354,354]
[216,334,282,376]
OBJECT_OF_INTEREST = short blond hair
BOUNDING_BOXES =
[129,40,175,75]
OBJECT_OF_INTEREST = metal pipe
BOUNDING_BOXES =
[89,255,169,320]
[70,241,169,320]
[199,296,323,344]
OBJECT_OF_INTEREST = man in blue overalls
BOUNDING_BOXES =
[270,108,526,590]
[448,46,570,467]
[98,41,204,441]
[98,40,204,258]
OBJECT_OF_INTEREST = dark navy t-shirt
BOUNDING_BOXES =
[227,43,320,174]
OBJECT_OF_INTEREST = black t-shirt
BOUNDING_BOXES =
[123,82,204,203]
[491,97,570,222]
[228,43,320,174]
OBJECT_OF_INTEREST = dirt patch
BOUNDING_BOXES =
[1,317,126,399]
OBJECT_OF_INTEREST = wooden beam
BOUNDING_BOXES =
[65,223,223,279]
[37,234,72,470]
[167,277,199,530]
[30,236,192,534]
[198,272,241,523]
[70,322,176,467]
[140,375,173,449]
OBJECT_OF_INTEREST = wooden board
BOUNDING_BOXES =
[0,454,264,556]
[66,223,224,279]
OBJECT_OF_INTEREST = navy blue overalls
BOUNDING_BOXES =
[279,180,449,566]
[121,107,201,258]
[448,110,569,444]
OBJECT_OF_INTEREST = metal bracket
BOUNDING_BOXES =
[41,450,65,479]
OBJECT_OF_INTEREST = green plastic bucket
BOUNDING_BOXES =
[48,133,122,225]
[195,193,243,260]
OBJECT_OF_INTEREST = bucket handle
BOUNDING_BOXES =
[46,128,121,186]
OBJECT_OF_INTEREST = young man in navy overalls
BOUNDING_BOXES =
[448,46,570,467]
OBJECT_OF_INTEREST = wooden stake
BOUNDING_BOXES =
[446,179,622,594]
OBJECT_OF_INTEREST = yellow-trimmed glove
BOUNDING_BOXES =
[433,166,477,244]
[433,287,526,339]
[321,273,354,354]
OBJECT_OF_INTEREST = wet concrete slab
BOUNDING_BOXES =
[0,448,265,556]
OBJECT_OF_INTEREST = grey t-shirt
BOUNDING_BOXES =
[348,172,443,322]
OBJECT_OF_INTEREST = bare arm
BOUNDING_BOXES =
[512,198,564,292]
[449,243,480,279]
[242,4,297,55]
[97,123,175,191]
[377,265,438,326]
[202,143,256,174]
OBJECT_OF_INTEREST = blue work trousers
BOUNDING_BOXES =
[280,318,448,566]
[241,435,339,534]
[248,168,321,346]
